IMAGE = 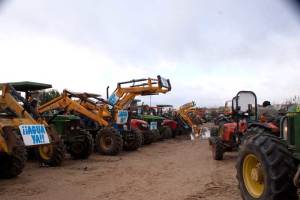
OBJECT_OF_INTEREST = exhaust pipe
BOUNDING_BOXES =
[106,86,109,100]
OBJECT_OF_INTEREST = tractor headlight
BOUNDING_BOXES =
[70,126,75,130]
[76,126,80,130]
[282,118,288,140]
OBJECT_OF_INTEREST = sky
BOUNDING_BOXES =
[0,0,300,108]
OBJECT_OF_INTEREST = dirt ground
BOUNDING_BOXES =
[0,131,241,200]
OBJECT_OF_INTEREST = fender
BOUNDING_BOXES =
[248,122,279,135]
[221,122,237,142]
[222,120,248,142]
[162,119,177,130]
[130,119,149,130]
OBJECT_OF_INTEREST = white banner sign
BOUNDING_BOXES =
[117,110,129,124]
[19,124,50,146]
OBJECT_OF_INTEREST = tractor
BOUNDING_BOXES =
[214,100,234,126]
[209,91,280,161]
[209,91,257,160]
[105,75,172,145]
[138,114,173,141]
[38,90,124,155]
[49,114,93,159]
[0,82,64,167]
[175,101,202,137]
[155,104,178,138]
[130,104,174,141]
[235,104,300,200]
[7,82,93,160]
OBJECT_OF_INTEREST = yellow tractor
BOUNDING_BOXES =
[38,90,124,155]
[0,82,64,169]
[176,101,202,137]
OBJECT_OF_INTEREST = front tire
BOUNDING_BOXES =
[151,129,161,142]
[0,135,27,178]
[142,130,154,145]
[68,132,93,159]
[236,133,297,200]
[123,129,142,151]
[160,126,173,139]
[35,141,65,166]
[95,127,123,155]
[209,137,224,160]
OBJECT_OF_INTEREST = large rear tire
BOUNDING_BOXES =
[68,132,93,159]
[236,133,297,200]
[123,129,142,151]
[95,127,123,155]
[0,135,27,179]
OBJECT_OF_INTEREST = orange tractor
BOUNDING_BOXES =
[209,91,279,160]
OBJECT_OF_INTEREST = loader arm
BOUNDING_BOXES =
[177,101,201,134]
[110,75,171,111]
[38,90,109,126]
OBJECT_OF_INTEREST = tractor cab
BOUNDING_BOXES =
[234,91,258,122]
[234,91,258,134]
[3,81,53,119]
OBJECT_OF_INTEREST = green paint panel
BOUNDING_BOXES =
[287,105,300,154]
[0,81,52,91]
[141,115,165,120]
[51,115,80,135]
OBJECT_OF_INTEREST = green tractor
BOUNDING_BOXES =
[49,115,93,159]
[130,103,173,142]
[141,114,173,141]
[236,104,300,200]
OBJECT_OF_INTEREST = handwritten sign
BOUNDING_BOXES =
[108,93,119,106]
[19,125,50,146]
[150,121,158,130]
[117,110,129,124]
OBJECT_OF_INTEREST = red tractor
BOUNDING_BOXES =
[209,91,281,160]
[130,118,154,145]
[156,105,178,137]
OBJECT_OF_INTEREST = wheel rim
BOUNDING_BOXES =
[100,136,113,150]
[39,144,54,160]
[242,154,265,198]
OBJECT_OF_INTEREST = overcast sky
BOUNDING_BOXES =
[0,0,300,107]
